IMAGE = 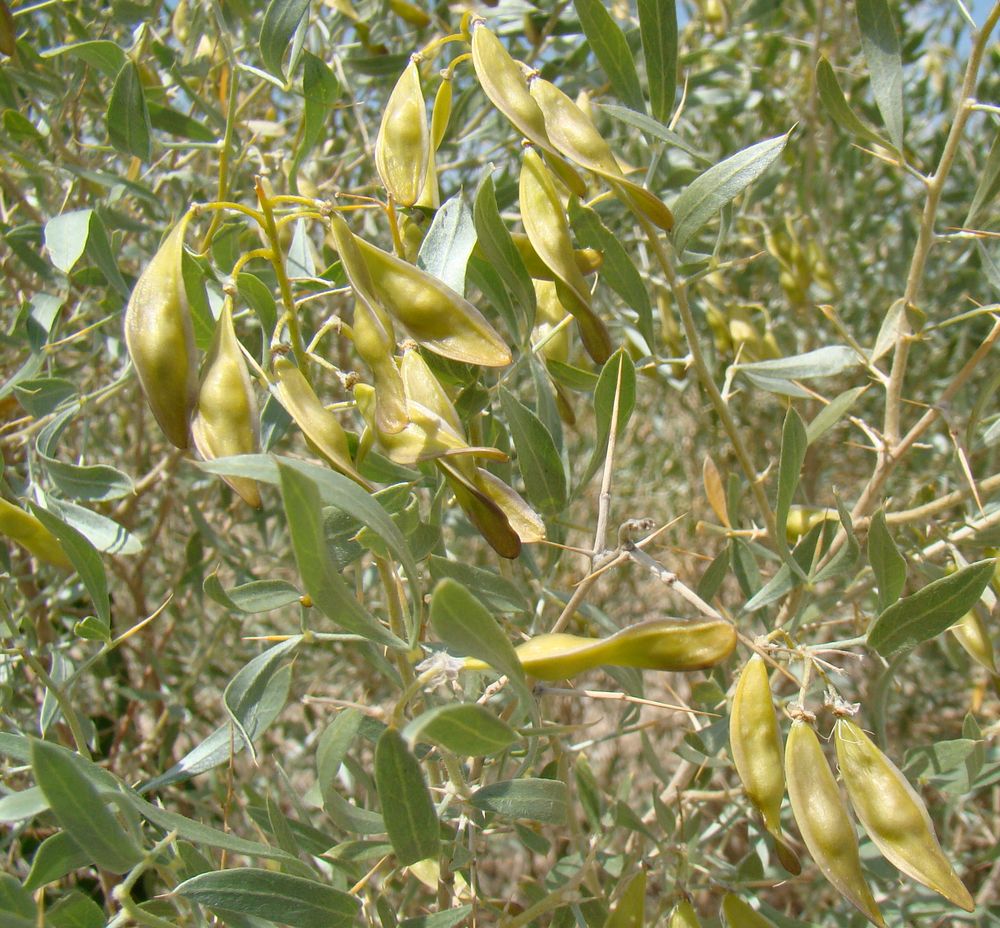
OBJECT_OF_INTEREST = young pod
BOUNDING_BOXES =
[834,717,974,912]
[0,498,72,570]
[519,148,611,363]
[949,609,996,673]
[191,299,261,508]
[375,58,429,207]
[123,216,198,448]
[668,900,702,928]
[720,894,776,928]
[509,232,603,280]
[351,299,408,435]
[532,280,572,363]
[785,720,885,927]
[729,655,800,874]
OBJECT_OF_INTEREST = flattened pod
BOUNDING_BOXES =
[519,148,611,363]
[834,717,974,912]
[124,216,198,448]
[351,299,408,435]
[729,655,800,874]
[375,58,429,207]
[785,720,884,927]
[191,300,261,508]
[668,900,702,928]
[0,498,72,570]
[720,894,776,928]
[950,609,996,673]
[437,457,521,559]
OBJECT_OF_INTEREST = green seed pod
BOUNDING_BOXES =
[352,299,408,435]
[532,280,572,363]
[720,894,776,928]
[950,609,996,673]
[375,58,429,207]
[430,77,452,151]
[191,299,261,508]
[399,348,463,435]
[729,655,800,875]
[786,720,884,927]
[519,148,611,363]
[668,901,702,928]
[527,76,674,231]
[465,618,736,680]
[123,215,198,448]
[0,498,72,570]
[272,358,370,488]
[509,232,603,280]
[834,717,974,912]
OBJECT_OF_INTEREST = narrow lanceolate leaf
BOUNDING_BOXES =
[374,729,440,866]
[967,130,1000,227]
[672,130,790,253]
[107,61,151,161]
[470,778,568,824]
[259,0,310,79]
[573,0,644,113]
[775,408,807,545]
[277,461,405,649]
[868,560,996,656]
[176,869,359,928]
[605,870,646,928]
[638,0,677,123]
[815,57,891,149]
[867,509,906,612]
[581,349,637,489]
[30,739,143,874]
[404,703,519,757]
[855,0,904,153]
[499,388,566,516]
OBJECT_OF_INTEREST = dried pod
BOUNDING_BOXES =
[123,216,198,448]
[0,498,72,570]
[834,717,974,912]
[191,299,261,508]
[720,894,776,928]
[950,609,996,673]
[475,467,546,544]
[375,58,429,207]
[730,656,801,874]
[519,148,611,362]
[272,358,370,488]
[785,720,884,927]
[668,901,702,928]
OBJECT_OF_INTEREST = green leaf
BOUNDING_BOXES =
[599,104,706,161]
[775,408,807,544]
[30,739,143,874]
[573,0,644,113]
[374,729,440,866]
[293,50,339,174]
[278,461,405,649]
[259,0,310,79]
[0,786,49,822]
[404,704,519,757]
[0,874,33,920]
[204,574,302,613]
[429,579,524,685]
[13,377,77,418]
[427,556,531,614]
[867,509,907,612]
[967,130,1000,227]
[400,905,474,928]
[604,870,645,928]
[418,192,477,296]
[107,61,151,160]
[43,459,133,502]
[499,387,566,515]
[44,497,141,555]
[856,0,904,152]
[672,130,790,253]
[46,890,106,928]
[41,40,126,78]
[317,708,365,815]
[176,869,359,928]
[29,504,110,627]
[44,209,91,275]
[638,0,676,123]
[868,559,996,657]
[24,832,90,890]
[470,778,568,824]
[581,349,636,488]
[569,201,654,347]
[147,102,216,142]
[238,272,278,338]
[815,57,891,149]
[805,386,867,445]
[83,210,129,296]
[735,345,858,383]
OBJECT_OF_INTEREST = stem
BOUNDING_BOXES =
[199,66,241,253]
[18,648,91,758]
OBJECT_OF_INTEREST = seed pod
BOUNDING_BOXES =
[430,77,452,151]
[475,467,546,544]
[469,20,586,197]
[0,498,72,570]
[519,148,611,363]
[834,717,974,912]
[465,618,736,680]
[123,215,198,448]
[950,609,996,673]
[509,232,603,280]
[720,894,776,928]
[437,456,522,559]
[729,655,801,875]
[532,280,572,363]
[351,299,408,435]
[527,76,674,231]
[272,357,370,488]
[191,299,261,508]
[668,901,702,928]
[398,348,463,435]
[375,58,429,207]
[786,720,884,927]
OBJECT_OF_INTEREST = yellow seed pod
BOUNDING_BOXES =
[351,299,408,435]
[668,900,702,928]
[375,58,429,207]
[532,280,572,363]
[527,76,674,231]
[0,498,72,570]
[509,232,603,280]
[353,234,512,366]
[123,215,198,448]
[430,77,452,151]
[435,457,521,559]
[191,300,261,508]
[950,609,996,673]
[388,0,430,27]
[720,894,776,928]
[785,505,837,542]
[398,348,463,435]
[834,717,974,912]
[465,618,736,680]
[519,148,610,363]
[475,467,546,544]
[785,720,884,927]
[272,358,370,489]
[729,656,800,875]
